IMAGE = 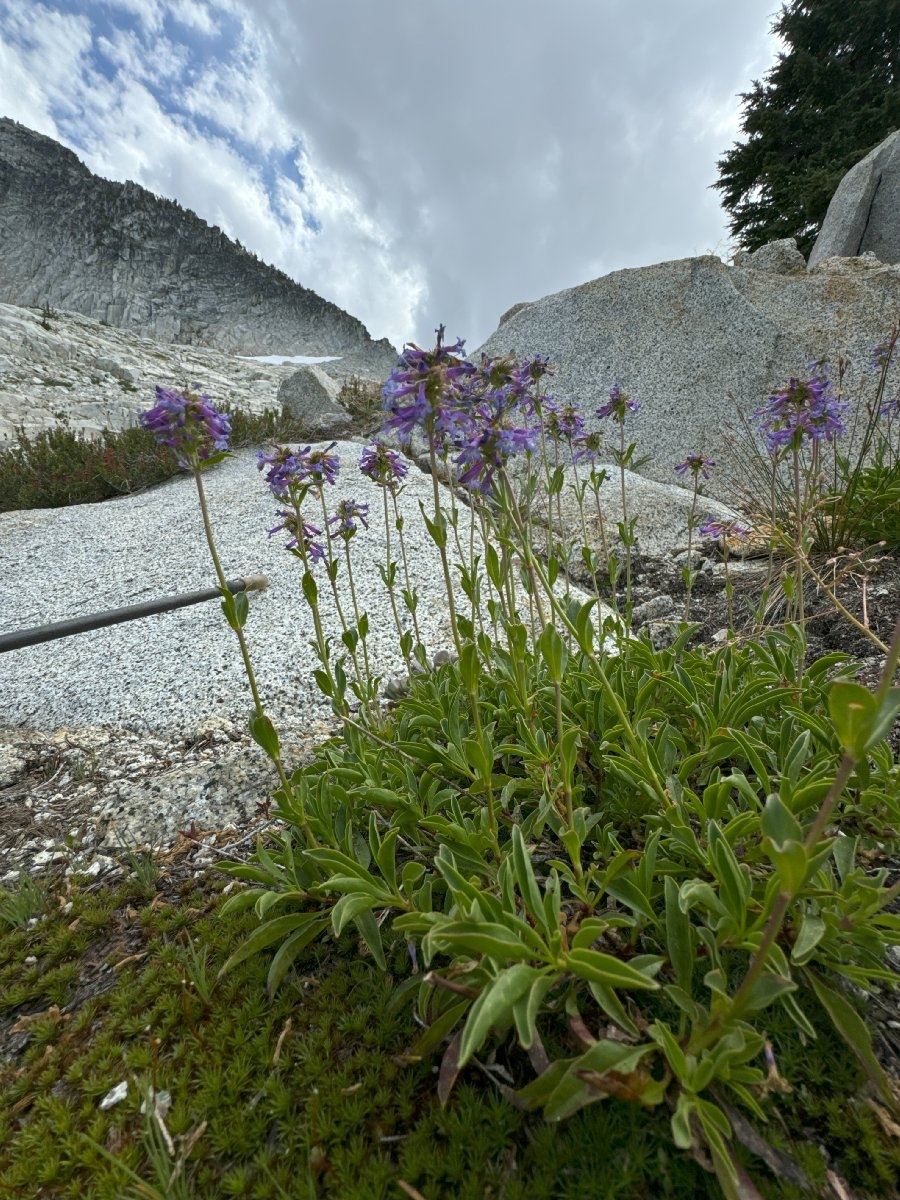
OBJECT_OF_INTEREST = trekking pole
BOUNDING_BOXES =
[0,574,268,653]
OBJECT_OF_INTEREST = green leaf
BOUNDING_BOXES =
[537,625,567,682]
[485,542,503,590]
[790,913,826,965]
[218,912,325,979]
[806,971,898,1107]
[354,907,386,970]
[411,998,469,1057]
[332,891,379,936]
[426,921,538,963]
[743,970,796,1013]
[511,826,548,934]
[564,948,660,991]
[249,712,281,761]
[829,681,878,757]
[459,642,480,691]
[761,792,803,849]
[301,570,318,606]
[770,840,809,894]
[708,822,751,927]
[459,964,546,1066]
[828,681,900,757]
[266,918,329,996]
[512,973,556,1049]
[664,876,694,991]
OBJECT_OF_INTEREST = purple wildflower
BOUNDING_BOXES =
[573,431,604,465]
[699,517,751,541]
[328,498,370,539]
[515,354,553,387]
[381,325,476,445]
[257,444,340,497]
[138,385,231,469]
[596,384,639,424]
[359,441,409,488]
[541,397,586,441]
[754,372,847,452]
[871,340,897,372]
[455,420,538,494]
[675,454,715,480]
[879,389,900,418]
[268,511,325,561]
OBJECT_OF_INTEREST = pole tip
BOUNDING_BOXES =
[242,573,269,593]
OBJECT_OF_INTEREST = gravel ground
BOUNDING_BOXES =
[0,442,462,735]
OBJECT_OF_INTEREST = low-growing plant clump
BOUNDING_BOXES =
[0,405,332,512]
[2,327,899,1197]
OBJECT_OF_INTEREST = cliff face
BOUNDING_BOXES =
[0,118,395,359]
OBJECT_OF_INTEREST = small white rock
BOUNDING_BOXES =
[99,1081,129,1110]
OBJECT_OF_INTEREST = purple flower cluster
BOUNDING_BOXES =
[380,330,553,494]
[381,325,477,445]
[754,371,847,453]
[541,398,586,442]
[359,442,409,488]
[675,453,715,480]
[699,517,751,542]
[572,431,604,465]
[257,444,341,497]
[329,499,369,539]
[456,422,539,494]
[871,340,897,373]
[596,383,639,424]
[138,386,232,468]
[268,511,325,562]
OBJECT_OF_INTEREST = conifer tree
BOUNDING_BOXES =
[714,0,900,256]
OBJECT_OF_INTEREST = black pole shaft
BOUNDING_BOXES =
[0,574,268,653]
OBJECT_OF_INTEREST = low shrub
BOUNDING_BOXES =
[0,405,323,511]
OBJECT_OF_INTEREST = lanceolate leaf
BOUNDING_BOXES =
[564,948,661,991]
[806,971,899,1113]
[459,964,548,1066]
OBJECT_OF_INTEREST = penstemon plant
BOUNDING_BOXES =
[675,454,715,622]
[596,384,640,628]
[142,329,900,1200]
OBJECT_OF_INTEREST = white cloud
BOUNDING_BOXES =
[0,0,783,349]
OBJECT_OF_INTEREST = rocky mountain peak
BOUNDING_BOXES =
[0,118,396,364]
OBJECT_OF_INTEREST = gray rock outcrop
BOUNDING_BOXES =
[0,118,396,361]
[476,252,900,503]
[0,302,316,445]
[276,365,353,439]
[733,238,806,274]
[808,130,900,268]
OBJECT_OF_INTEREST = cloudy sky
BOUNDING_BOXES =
[0,0,780,350]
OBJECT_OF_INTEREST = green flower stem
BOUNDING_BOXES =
[476,505,502,646]
[498,467,669,810]
[192,466,292,797]
[427,434,464,661]
[295,544,347,721]
[316,491,372,717]
[684,477,700,622]
[496,477,549,636]
[389,488,425,656]
[553,677,583,884]
[792,443,806,634]
[342,538,374,694]
[618,422,633,629]
[381,489,412,672]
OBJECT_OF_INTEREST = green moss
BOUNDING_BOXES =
[1,872,897,1199]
